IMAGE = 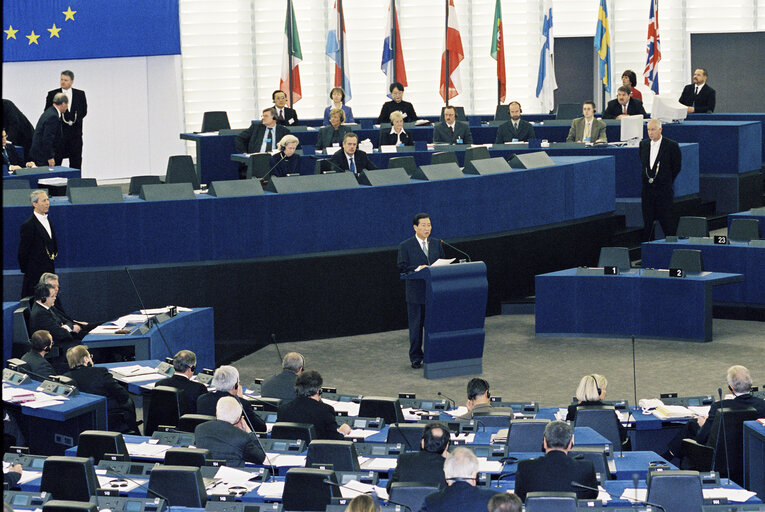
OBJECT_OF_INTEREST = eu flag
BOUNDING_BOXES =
[3,1,180,62]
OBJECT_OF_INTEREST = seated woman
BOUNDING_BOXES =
[316,108,350,151]
[268,134,301,178]
[621,70,643,101]
[376,82,417,124]
[379,110,413,147]
[323,87,354,126]
[566,374,627,445]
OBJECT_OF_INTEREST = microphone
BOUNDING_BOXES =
[437,391,456,409]
[258,151,287,183]
[439,239,471,262]
[321,479,413,512]
[571,480,666,511]
[124,266,175,360]
[102,464,169,503]
[309,154,351,174]
[717,387,732,483]
[270,333,284,365]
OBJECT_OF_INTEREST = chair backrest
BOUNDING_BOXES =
[43,501,98,512]
[387,423,427,452]
[145,386,187,436]
[646,470,703,512]
[707,407,760,485]
[3,179,30,189]
[389,482,441,512]
[555,103,582,120]
[525,492,578,512]
[388,156,418,176]
[597,247,631,272]
[506,419,549,452]
[676,216,708,238]
[282,468,340,511]
[65,178,97,198]
[128,175,162,195]
[573,406,621,448]
[165,155,200,190]
[464,146,490,166]
[176,414,216,433]
[271,422,316,444]
[439,106,467,122]
[148,465,207,507]
[247,153,272,179]
[430,151,458,165]
[163,447,210,467]
[358,397,405,425]
[471,410,513,429]
[12,306,31,355]
[669,249,704,273]
[76,430,128,463]
[40,456,98,501]
[728,218,760,242]
[201,111,231,132]
[306,440,360,472]
[569,446,611,482]
[494,104,510,121]
[251,396,282,412]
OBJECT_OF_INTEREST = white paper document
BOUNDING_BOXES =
[96,475,146,492]
[346,429,379,439]
[111,365,158,377]
[652,405,695,419]
[360,457,398,471]
[428,258,456,267]
[323,398,360,417]
[126,442,172,458]
[338,480,387,499]
[443,406,468,418]
[17,470,43,485]
[702,487,757,502]
[206,466,261,494]
[476,458,503,473]
[37,177,69,186]
[450,432,475,443]
[265,453,306,467]
[257,481,285,499]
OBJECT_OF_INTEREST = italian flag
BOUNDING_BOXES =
[280,0,303,104]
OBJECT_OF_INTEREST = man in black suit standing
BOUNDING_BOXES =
[155,350,208,414]
[387,422,450,492]
[18,190,57,298]
[602,85,647,119]
[20,330,55,379]
[30,93,68,167]
[272,90,299,127]
[639,119,682,240]
[514,421,598,502]
[194,396,266,467]
[679,68,716,113]
[261,352,304,402]
[397,213,446,369]
[328,132,376,174]
[45,71,87,169]
[276,370,352,439]
[433,105,473,145]
[495,102,536,143]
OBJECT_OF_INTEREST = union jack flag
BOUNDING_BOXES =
[643,0,661,94]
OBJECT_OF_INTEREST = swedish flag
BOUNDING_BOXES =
[595,0,611,93]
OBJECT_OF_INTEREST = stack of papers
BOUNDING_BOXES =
[360,458,398,471]
[346,429,379,439]
[112,365,160,377]
[257,481,285,499]
[3,386,36,403]
[125,442,173,458]
[652,405,695,419]
[338,480,388,500]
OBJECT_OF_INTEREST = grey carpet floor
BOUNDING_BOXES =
[233,314,765,409]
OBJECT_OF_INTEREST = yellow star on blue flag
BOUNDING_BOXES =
[26,30,40,45]
[5,25,19,40]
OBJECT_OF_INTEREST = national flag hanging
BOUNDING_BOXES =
[326,0,352,101]
[280,0,303,104]
[643,0,661,94]
[381,0,407,97]
[595,0,611,94]
[440,0,464,102]
[490,0,506,104]
[535,1,557,113]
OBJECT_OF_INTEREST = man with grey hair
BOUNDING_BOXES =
[638,118,681,241]
[45,70,87,168]
[39,272,90,334]
[261,352,304,402]
[197,365,266,432]
[18,190,58,298]
[30,93,68,167]
[194,396,266,467]
[419,447,499,511]
[155,350,208,413]
[514,421,598,502]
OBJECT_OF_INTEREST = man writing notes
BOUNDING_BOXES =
[433,105,473,145]
[566,101,607,143]
[679,68,716,113]
[397,213,445,369]
[639,119,681,240]
[603,85,646,119]
[495,102,535,143]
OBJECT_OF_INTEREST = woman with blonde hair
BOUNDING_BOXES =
[345,494,379,512]
[566,374,627,446]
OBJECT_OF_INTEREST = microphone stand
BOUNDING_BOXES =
[717,387,732,483]
[258,151,287,184]
[570,480,666,511]
[321,479,413,512]
[125,266,175,361]
[439,239,471,262]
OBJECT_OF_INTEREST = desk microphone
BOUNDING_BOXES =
[309,154,350,175]
[321,479,413,512]
[238,407,275,481]
[258,152,287,183]
[124,266,175,361]
[439,239,471,262]
[570,480,666,512]
[436,391,456,409]
[493,470,516,487]
[717,387,732,483]
[103,463,170,503]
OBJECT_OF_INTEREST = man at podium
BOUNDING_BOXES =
[397,213,445,369]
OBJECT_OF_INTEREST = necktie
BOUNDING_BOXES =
[279,109,285,121]
[265,128,273,152]
[422,240,428,256]
[349,158,356,174]
[450,125,454,134]
[514,121,519,131]
[695,86,700,96]
[584,121,591,139]
[622,104,627,114]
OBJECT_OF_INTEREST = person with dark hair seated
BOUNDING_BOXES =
[268,134,301,178]
[457,378,514,419]
[376,82,417,124]
[155,350,208,413]
[64,345,139,434]
[488,493,522,512]
[29,283,78,372]
[197,365,266,432]
[276,369,351,439]
[621,69,642,101]
[387,421,450,492]
[566,373,627,445]
[323,87,354,126]
[602,85,646,119]
[20,330,55,379]
[316,108,351,151]
[194,396,266,467]
[379,110,413,147]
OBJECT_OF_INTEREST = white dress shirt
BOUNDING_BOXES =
[34,211,53,238]
[649,136,662,168]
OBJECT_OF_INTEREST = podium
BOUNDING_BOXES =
[403,262,488,379]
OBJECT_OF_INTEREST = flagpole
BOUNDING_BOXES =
[286,0,294,106]
[444,0,450,107]
[338,0,345,93]
[391,0,397,84]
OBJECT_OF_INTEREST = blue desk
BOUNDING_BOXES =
[690,113,765,166]
[2,166,81,190]
[4,301,18,361]
[641,240,765,305]
[744,420,765,500]
[535,268,743,342]
[729,209,765,238]
[84,308,215,371]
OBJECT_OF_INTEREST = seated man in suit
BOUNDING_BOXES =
[276,369,351,440]
[39,273,91,333]
[603,85,646,119]
[679,68,716,113]
[197,365,266,432]
[328,132,376,175]
[387,421,450,492]
[379,110,414,147]
[433,105,473,145]
[495,102,535,143]
[29,283,78,372]
[3,129,29,171]
[316,108,350,151]
[566,101,607,143]
[272,90,298,126]
[514,421,598,502]
[64,345,138,433]
[458,377,515,420]
[261,351,304,402]
[20,330,55,379]
[194,396,266,467]
[155,350,208,414]
[420,447,499,512]
[235,107,291,178]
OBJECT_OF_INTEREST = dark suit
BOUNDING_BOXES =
[197,390,267,432]
[29,302,74,347]
[20,351,55,379]
[602,98,646,119]
[235,123,290,154]
[696,394,765,444]
[679,83,716,113]
[261,369,298,402]
[316,125,350,151]
[387,450,446,492]
[3,143,24,167]
[495,119,536,143]
[377,100,417,124]
[155,374,208,414]
[45,88,87,168]
[514,450,598,502]
[194,420,266,467]
[65,365,137,433]
[639,136,682,240]
[379,128,413,147]
[276,396,343,440]
[566,117,607,143]
[18,214,57,298]
[433,122,473,145]
[420,481,499,512]
[29,106,62,166]
[274,106,298,127]
[329,149,376,174]
[268,151,301,178]
[4,99,35,157]
[397,236,446,363]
